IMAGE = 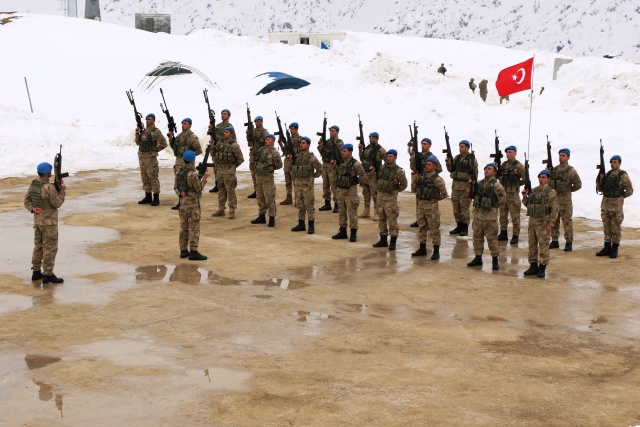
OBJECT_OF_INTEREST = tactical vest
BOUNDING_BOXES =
[452,154,472,181]
[28,180,53,211]
[290,135,301,155]
[173,130,193,157]
[292,152,315,179]
[336,158,359,189]
[377,165,399,194]
[472,178,499,212]
[499,161,522,189]
[417,173,441,201]
[214,139,236,164]
[549,165,573,195]
[252,128,268,149]
[321,138,341,163]
[602,170,627,198]
[361,144,379,171]
[255,146,276,175]
[176,166,196,193]
[139,127,158,153]
[526,186,552,218]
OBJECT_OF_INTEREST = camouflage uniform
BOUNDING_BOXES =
[213,136,244,214]
[135,125,168,193]
[549,163,582,242]
[172,130,202,197]
[320,137,344,204]
[479,80,488,102]
[335,156,366,230]
[413,170,448,245]
[472,178,506,257]
[359,142,386,213]
[255,145,283,217]
[523,184,559,265]
[24,177,66,275]
[210,120,234,185]
[447,152,478,225]
[596,169,633,244]
[376,162,408,237]
[411,151,443,219]
[498,159,526,236]
[292,151,323,220]
[248,126,270,189]
[175,164,207,252]
[283,133,301,199]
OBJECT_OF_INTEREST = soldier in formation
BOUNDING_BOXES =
[410,137,442,227]
[372,149,408,251]
[175,150,208,261]
[411,157,448,259]
[135,113,168,206]
[24,162,66,283]
[211,127,244,219]
[208,108,234,193]
[290,136,323,234]
[318,125,344,213]
[332,144,366,242]
[548,148,582,251]
[446,140,477,237]
[247,116,269,199]
[358,131,386,221]
[280,122,301,206]
[168,118,202,210]
[497,145,526,245]
[251,134,283,227]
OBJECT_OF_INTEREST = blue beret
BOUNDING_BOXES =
[610,155,621,162]
[329,125,340,132]
[254,116,263,122]
[289,122,299,128]
[182,150,196,162]
[484,163,498,171]
[421,138,432,144]
[387,149,398,156]
[222,109,231,115]
[425,156,438,164]
[538,170,551,177]
[146,113,155,120]
[300,136,311,143]
[342,143,353,151]
[559,148,570,156]
[505,145,517,152]
[181,118,192,124]
[224,126,235,134]
[459,140,470,146]
[265,134,276,140]
[37,162,53,174]
[369,132,379,138]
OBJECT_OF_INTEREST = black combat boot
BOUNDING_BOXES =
[549,240,560,249]
[43,274,64,284]
[189,250,207,261]
[467,255,483,267]
[492,256,499,270]
[251,214,266,224]
[523,262,539,276]
[449,222,462,235]
[332,227,348,239]
[319,200,332,211]
[247,191,256,199]
[291,220,306,232]
[459,223,469,237]
[31,270,43,281]
[537,264,547,278]
[268,216,275,227]
[410,221,419,228]
[595,242,611,256]
[510,235,519,245]
[349,228,357,242]
[497,230,508,241]
[151,193,160,206]
[389,236,397,251]
[138,192,152,204]
[180,249,189,259]
[411,243,427,257]
[372,235,388,248]
[307,220,315,235]
[333,203,339,213]
[563,242,573,252]
[609,243,619,259]
[171,202,181,210]
[209,185,219,193]
[430,245,440,260]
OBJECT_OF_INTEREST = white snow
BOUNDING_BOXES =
[1,14,639,225]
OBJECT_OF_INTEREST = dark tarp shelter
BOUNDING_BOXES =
[255,72,310,95]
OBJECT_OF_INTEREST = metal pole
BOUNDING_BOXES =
[24,77,33,113]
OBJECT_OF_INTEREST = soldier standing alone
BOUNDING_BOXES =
[358,131,386,220]
[548,148,582,251]
[332,144,366,242]
[251,134,283,227]
[135,113,168,206]
[168,118,202,210]
[497,145,526,245]
[372,149,408,251]
[175,150,208,261]
[437,63,447,75]
[411,157,448,259]
[211,127,244,219]
[290,136,323,234]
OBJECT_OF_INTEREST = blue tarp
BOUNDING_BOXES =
[255,71,311,95]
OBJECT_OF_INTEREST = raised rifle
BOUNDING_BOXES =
[490,130,503,174]
[408,121,423,175]
[274,111,287,155]
[203,88,217,146]
[356,115,365,161]
[126,89,144,131]
[596,139,605,193]
[285,124,295,163]
[524,153,532,193]
[159,88,177,150]
[468,143,478,200]
[244,103,256,149]
[542,135,553,170]
[53,145,69,192]
[317,111,341,164]
[443,126,453,162]
[196,144,214,183]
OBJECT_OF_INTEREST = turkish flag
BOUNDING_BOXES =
[495,57,534,97]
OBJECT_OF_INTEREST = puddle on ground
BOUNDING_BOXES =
[0,293,33,315]
[591,315,608,324]
[24,354,61,370]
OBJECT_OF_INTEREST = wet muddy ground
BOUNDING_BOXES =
[1,169,639,426]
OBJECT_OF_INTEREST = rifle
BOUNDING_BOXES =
[543,135,553,170]
[524,153,532,193]
[356,115,365,161]
[203,88,217,145]
[126,89,144,131]
[317,112,341,164]
[408,121,423,175]
[285,124,295,163]
[53,145,69,192]
[244,103,256,149]
[468,143,477,200]
[490,130,503,173]
[196,144,214,183]
[159,88,177,150]
[274,111,288,155]
[596,139,605,193]
[442,126,453,161]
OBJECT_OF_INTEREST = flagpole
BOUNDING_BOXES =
[527,55,535,157]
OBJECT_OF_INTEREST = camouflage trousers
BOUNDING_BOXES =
[256,174,277,217]
[601,209,624,244]
[528,217,551,265]
[295,181,315,221]
[336,186,359,230]
[417,200,441,245]
[499,191,522,235]
[283,157,293,194]
[322,163,338,203]
[250,161,256,188]
[451,188,471,224]
[179,204,201,251]
[217,172,238,211]
[32,225,58,275]
[472,219,499,257]
[139,155,160,193]
[551,201,574,242]
[377,192,399,237]
[173,158,185,196]
[361,171,378,209]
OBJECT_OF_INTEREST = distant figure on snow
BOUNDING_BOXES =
[500,95,510,104]
[479,79,488,102]
[539,86,545,95]
[437,63,447,76]
[469,78,477,94]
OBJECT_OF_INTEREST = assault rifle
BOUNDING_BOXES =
[443,126,453,162]
[196,144,213,183]
[203,88,217,145]
[53,145,69,192]
[524,153,532,193]
[543,135,553,170]
[596,139,605,193]
[468,143,478,200]
[274,112,288,155]
[356,115,365,161]
[126,89,144,131]
[159,88,177,149]
[408,121,423,175]
[316,112,341,164]
[244,103,256,149]
[490,130,503,173]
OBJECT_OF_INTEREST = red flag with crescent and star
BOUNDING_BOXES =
[495,57,534,97]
